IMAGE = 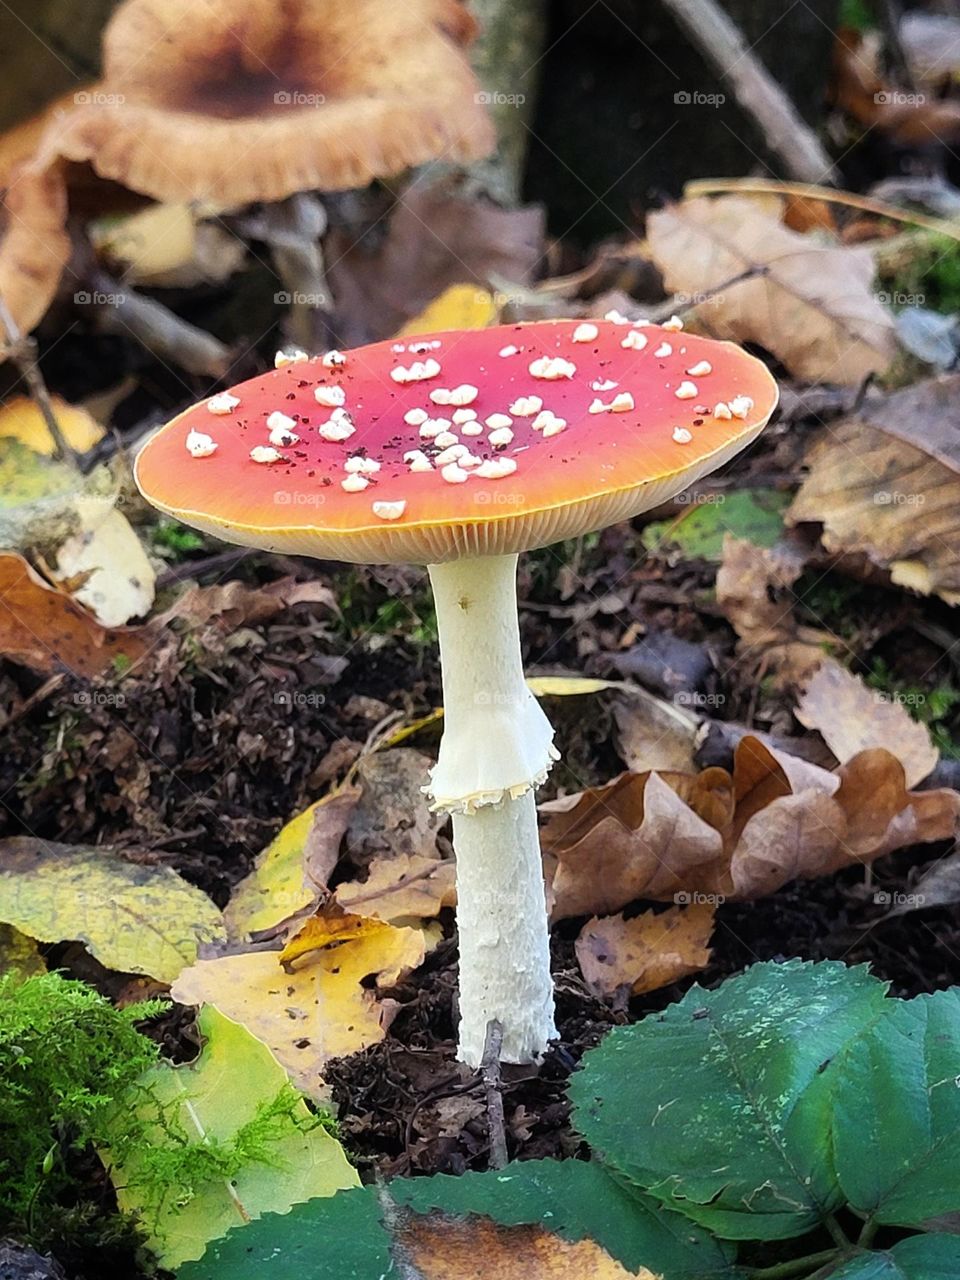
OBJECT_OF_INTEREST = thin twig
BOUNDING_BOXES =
[659,0,836,184]
[0,295,80,469]
[89,271,231,378]
[652,264,770,320]
[480,1019,509,1170]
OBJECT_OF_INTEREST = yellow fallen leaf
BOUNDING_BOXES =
[224,787,360,939]
[278,907,394,966]
[105,1007,358,1268]
[0,838,225,982]
[526,675,620,697]
[398,283,498,335]
[171,915,426,1097]
[576,903,715,1001]
[0,923,45,981]
[0,395,104,456]
[90,204,196,280]
[55,496,156,626]
[335,853,456,923]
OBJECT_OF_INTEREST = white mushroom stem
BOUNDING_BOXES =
[426,554,559,1067]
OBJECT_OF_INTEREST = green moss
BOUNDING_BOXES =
[886,233,960,316]
[149,518,206,558]
[108,1082,323,1214]
[0,972,164,1228]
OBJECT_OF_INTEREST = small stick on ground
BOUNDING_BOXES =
[90,272,232,379]
[480,1019,509,1170]
[658,0,837,185]
[0,295,80,469]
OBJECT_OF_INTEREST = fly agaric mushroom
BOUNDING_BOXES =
[40,0,494,208]
[134,319,778,1066]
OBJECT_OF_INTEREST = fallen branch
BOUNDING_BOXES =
[89,272,231,379]
[659,0,836,184]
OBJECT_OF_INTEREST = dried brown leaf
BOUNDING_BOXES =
[575,902,714,1001]
[327,178,544,346]
[797,659,938,788]
[787,378,960,603]
[0,550,149,677]
[646,195,896,383]
[157,576,336,630]
[345,749,445,872]
[544,769,732,920]
[716,535,829,686]
[543,735,960,911]
[335,852,456,923]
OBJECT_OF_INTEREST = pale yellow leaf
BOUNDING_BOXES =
[0,838,225,982]
[172,917,426,1098]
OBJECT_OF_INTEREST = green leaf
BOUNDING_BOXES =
[570,959,889,1240]
[828,1235,960,1279]
[832,990,960,1227]
[642,490,789,562]
[176,1158,739,1280]
[104,1007,358,1269]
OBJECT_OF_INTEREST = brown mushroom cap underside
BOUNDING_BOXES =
[0,163,71,335]
[37,0,494,206]
[135,318,778,565]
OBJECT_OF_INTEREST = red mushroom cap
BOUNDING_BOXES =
[134,319,778,563]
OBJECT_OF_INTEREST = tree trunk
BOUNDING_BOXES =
[524,0,840,243]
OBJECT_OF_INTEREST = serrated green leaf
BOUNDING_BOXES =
[570,960,889,1240]
[176,1158,740,1280]
[642,490,789,562]
[832,990,960,1228]
[828,1234,960,1279]
[105,1007,358,1269]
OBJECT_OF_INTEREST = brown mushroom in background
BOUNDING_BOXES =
[0,163,71,336]
[38,0,495,208]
